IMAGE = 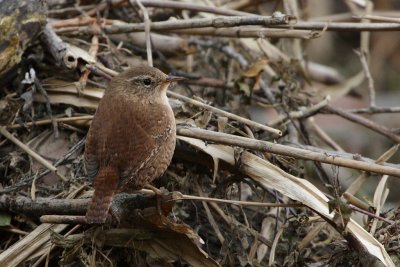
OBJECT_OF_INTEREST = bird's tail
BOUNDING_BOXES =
[85,166,119,224]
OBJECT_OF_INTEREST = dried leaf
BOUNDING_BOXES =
[256,216,275,262]
[370,175,389,234]
[86,212,221,267]
[194,111,212,128]
[240,59,268,78]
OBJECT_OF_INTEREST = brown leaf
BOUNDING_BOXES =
[240,59,268,78]
[88,210,220,267]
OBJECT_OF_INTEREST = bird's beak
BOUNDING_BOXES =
[165,75,186,83]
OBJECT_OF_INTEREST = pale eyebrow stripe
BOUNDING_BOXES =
[126,75,148,82]
[126,77,137,82]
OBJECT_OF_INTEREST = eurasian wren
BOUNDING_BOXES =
[84,66,183,224]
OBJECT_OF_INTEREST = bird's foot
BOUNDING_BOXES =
[145,184,164,215]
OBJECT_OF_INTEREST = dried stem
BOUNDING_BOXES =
[131,0,153,67]
[7,116,93,129]
[348,107,400,114]
[323,106,400,143]
[307,117,345,152]
[195,182,225,244]
[276,21,400,31]
[169,27,318,39]
[268,96,330,126]
[177,127,400,177]
[179,194,304,208]
[356,14,400,23]
[139,0,251,16]
[57,15,294,34]
[356,50,376,108]
[168,91,282,136]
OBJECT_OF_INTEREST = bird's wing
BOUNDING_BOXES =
[84,95,174,186]
[116,101,175,187]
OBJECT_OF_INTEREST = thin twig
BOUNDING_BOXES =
[268,96,330,126]
[7,116,94,129]
[0,127,68,182]
[139,0,251,16]
[356,50,376,108]
[85,0,251,17]
[49,17,113,29]
[275,21,400,31]
[195,182,225,244]
[347,107,400,114]
[323,106,400,143]
[350,204,394,225]
[307,118,345,152]
[178,194,304,208]
[131,0,153,67]
[355,14,400,23]
[0,138,85,194]
[168,91,281,136]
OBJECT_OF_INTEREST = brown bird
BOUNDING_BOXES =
[84,66,183,224]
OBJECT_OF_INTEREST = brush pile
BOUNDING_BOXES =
[1,1,400,266]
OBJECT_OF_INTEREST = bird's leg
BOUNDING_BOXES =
[145,184,163,215]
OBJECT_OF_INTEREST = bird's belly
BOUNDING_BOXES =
[119,134,176,192]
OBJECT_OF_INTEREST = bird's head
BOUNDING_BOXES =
[109,66,185,98]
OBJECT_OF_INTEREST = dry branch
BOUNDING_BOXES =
[169,27,318,39]
[276,21,400,31]
[177,127,400,177]
[139,0,252,16]
[57,15,295,34]
[40,25,80,69]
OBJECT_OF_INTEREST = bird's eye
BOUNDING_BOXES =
[143,78,152,86]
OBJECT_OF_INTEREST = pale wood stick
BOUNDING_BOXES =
[307,117,345,152]
[131,0,153,67]
[7,115,94,129]
[178,194,303,208]
[177,127,400,177]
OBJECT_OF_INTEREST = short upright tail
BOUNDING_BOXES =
[85,166,119,224]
